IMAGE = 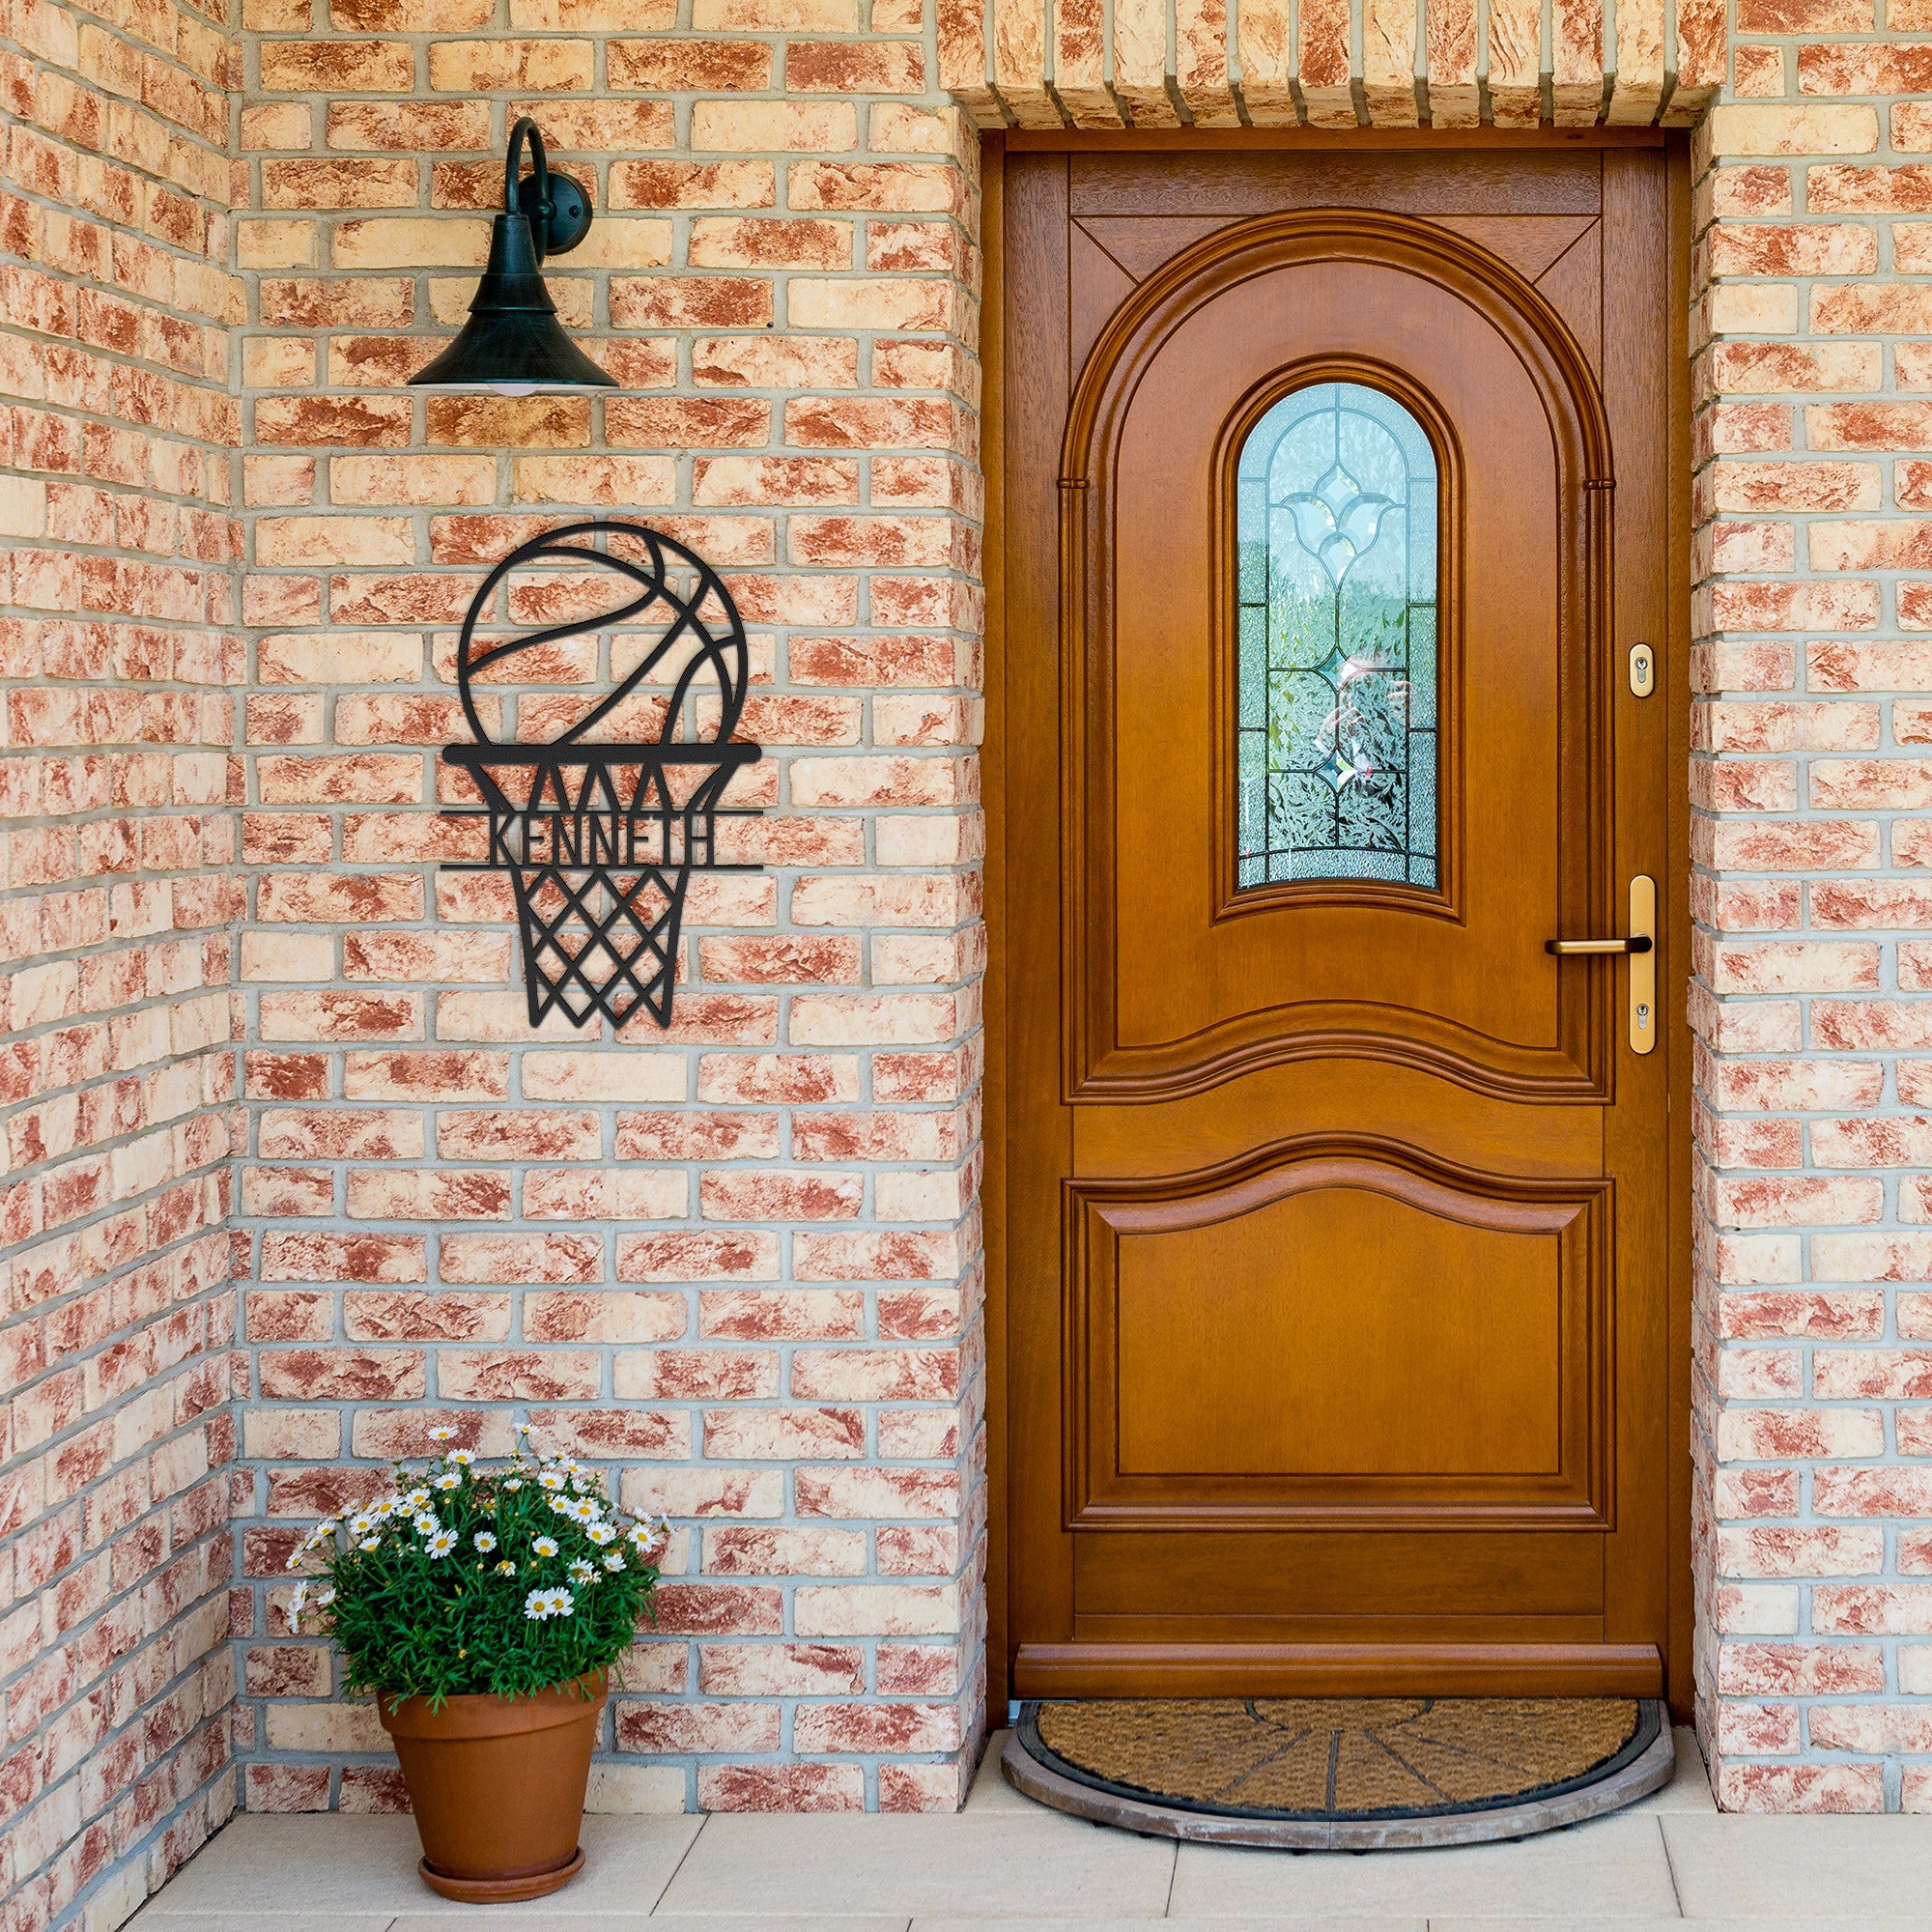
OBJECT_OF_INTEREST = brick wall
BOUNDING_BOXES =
[1690,36,1932,1811]
[0,0,245,1923]
[227,2,988,1817]
[29,0,1932,1872]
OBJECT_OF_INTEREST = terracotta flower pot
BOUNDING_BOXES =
[378,1672,607,1902]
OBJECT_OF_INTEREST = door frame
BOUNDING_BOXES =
[980,128,1695,1719]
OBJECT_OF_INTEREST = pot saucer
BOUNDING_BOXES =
[418,1846,584,1902]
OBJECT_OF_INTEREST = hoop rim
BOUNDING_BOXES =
[442,741,763,769]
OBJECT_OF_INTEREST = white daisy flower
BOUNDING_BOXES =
[538,1470,566,1492]
[495,1559,518,1577]
[472,1531,497,1553]
[602,1551,626,1573]
[565,1498,599,1524]
[413,1512,439,1536]
[532,1535,558,1559]
[359,1537,381,1551]
[404,1489,430,1510]
[447,1449,475,1466]
[429,1426,456,1442]
[502,1478,524,1492]
[371,1497,398,1518]
[314,1586,335,1608]
[586,1523,617,1547]
[433,1471,461,1492]
[427,1529,458,1557]
[568,1559,595,1585]
[347,1514,374,1538]
[523,1587,559,1621]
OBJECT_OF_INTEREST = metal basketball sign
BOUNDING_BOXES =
[440,520,762,1030]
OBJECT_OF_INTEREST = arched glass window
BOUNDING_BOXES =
[1236,382,1439,891]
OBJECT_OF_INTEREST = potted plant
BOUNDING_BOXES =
[286,1425,668,1902]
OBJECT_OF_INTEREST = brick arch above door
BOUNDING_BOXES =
[939,0,1724,130]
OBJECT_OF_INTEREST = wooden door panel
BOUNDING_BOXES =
[1428,215,1597,280]
[1066,150,1604,218]
[1115,1191,1565,1478]
[1075,1530,1607,1620]
[1071,1058,1605,1178]
[1003,142,1685,1704]
[1065,214,1617,1106]
[1067,212,1605,407]
[1069,1147,1609,1530]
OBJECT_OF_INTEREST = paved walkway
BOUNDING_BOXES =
[132,1729,1932,1929]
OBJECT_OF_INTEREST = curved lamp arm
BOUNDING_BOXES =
[505,115,552,263]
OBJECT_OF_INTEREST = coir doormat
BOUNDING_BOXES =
[1004,1697,1674,1849]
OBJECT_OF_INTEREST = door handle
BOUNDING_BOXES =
[1544,877,1657,1055]
[1545,936,1652,955]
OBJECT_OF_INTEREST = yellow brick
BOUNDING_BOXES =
[255,516,415,567]
[692,101,859,153]
[512,455,677,504]
[1708,284,1800,336]
[262,157,418,211]
[243,456,317,508]
[0,477,47,539]
[786,277,953,331]
[427,39,594,91]
[556,217,674,270]
[1708,104,1881,157]
[509,0,675,21]
[242,931,336,981]
[693,0,857,21]
[243,337,318,387]
[330,453,498,507]
[867,103,963,156]
[238,219,318,270]
[332,218,491,270]
[242,102,315,150]
[258,632,426,684]
[264,1702,388,1753]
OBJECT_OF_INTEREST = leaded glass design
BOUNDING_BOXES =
[1236,382,1439,890]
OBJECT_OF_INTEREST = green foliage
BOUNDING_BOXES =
[286,1428,667,1707]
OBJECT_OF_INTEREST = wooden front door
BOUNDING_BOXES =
[997,141,1689,1704]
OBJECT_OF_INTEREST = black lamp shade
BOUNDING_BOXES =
[410,120,615,396]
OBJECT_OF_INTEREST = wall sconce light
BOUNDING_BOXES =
[410,117,615,397]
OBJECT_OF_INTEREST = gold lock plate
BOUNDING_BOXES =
[1629,874,1656,1055]
[1629,641,1655,698]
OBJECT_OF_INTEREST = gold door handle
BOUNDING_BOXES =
[1544,877,1657,1055]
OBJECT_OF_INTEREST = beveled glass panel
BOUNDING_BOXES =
[1236,382,1440,891]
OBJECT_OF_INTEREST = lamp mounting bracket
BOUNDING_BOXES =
[514,167,591,259]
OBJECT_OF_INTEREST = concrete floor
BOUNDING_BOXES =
[131,1728,1932,1929]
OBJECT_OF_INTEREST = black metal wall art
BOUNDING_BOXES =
[440,519,762,1031]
